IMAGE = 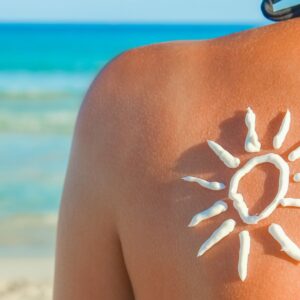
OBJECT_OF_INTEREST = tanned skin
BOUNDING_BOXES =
[54,19,300,300]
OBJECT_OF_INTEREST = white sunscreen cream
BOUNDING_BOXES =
[281,198,300,207]
[186,107,300,282]
[238,231,250,281]
[268,223,300,261]
[207,140,240,168]
[273,110,291,149]
[288,146,300,162]
[293,173,300,182]
[182,176,225,191]
[188,200,228,227]
[197,219,236,256]
[244,107,261,152]
[229,153,289,224]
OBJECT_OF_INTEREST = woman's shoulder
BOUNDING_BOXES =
[94,18,300,102]
[78,18,300,180]
[80,18,300,181]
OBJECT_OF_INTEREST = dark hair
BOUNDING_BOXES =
[261,0,300,21]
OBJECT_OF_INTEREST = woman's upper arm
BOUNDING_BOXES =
[53,60,135,299]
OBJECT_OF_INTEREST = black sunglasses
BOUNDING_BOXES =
[261,0,300,21]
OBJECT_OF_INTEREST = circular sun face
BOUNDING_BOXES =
[183,107,300,281]
[229,153,289,225]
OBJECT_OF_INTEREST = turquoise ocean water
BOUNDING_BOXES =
[0,23,254,257]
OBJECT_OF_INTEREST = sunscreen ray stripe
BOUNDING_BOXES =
[288,146,300,162]
[273,110,291,149]
[293,173,300,182]
[207,140,240,168]
[182,176,225,191]
[188,200,228,227]
[268,224,300,261]
[197,219,236,256]
[244,107,261,153]
[238,231,250,281]
[280,198,300,207]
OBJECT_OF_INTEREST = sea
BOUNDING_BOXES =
[0,23,256,258]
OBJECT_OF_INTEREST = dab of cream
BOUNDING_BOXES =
[273,110,291,149]
[293,173,300,182]
[188,200,228,227]
[244,107,261,153]
[268,223,300,261]
[288,146,300,162]
[281,198,300,207]
[229,153,289,224]
[197,219,236,256]
[207,140,240,168]
[182,176,225,191]
[238,231,250,282]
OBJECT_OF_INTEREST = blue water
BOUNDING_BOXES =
[0,23,255,256]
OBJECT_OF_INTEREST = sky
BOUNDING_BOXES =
[0,0,268,24]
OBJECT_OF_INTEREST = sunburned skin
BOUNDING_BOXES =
[188,200,228,227]
[181,176,225,190]
[197,219,236,257]
[244,107,261,153]
[273,110,291,149]
[238,231,250,282]
[207,140,240,168]
[268,224,300,261]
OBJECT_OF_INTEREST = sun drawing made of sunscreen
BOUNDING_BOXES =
[182,107,300,281]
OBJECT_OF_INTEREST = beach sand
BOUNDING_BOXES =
[0,257,53,300]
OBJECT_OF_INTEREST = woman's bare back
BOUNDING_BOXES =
[54,19,300,300]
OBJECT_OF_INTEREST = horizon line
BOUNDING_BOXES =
[0,21,267,26]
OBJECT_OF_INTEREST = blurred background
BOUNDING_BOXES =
[0,0,268,298]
